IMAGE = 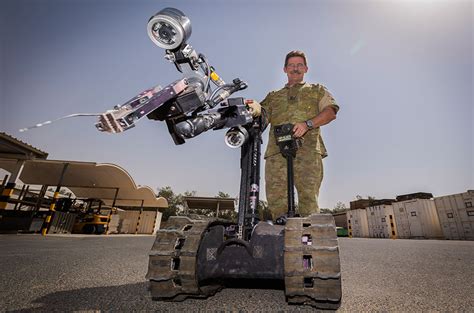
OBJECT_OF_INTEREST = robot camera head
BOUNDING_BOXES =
[147,8,192,50]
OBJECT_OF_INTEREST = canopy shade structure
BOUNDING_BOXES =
[0,158,167,208]
[0,132,48,160]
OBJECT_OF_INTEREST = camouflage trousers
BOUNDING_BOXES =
[264,146,323,219]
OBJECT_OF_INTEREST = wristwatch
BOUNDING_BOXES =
[305,119,314,130]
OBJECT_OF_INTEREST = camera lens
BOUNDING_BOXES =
[156,22,176,44]
[225,127,249,148]
[229,134,241,145]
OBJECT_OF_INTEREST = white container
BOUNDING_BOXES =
[153,211,162,234]
[366,205,396,239]
[392,198,443,239]
[434,190,474,240]
[346,209,369,238]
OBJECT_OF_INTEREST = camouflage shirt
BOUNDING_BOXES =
[260,82,339,159]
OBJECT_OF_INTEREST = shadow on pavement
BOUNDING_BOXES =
[9,282,151,312]
[8,280,288,313]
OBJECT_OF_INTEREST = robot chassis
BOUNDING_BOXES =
[96,8,342,309]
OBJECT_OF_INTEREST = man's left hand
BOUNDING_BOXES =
[293,122,309,138]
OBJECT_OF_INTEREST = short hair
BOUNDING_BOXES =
[284,50,307,67]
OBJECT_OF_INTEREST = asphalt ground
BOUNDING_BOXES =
[1,234,473,312]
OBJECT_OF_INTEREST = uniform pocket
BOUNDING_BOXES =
[296,91,318,120]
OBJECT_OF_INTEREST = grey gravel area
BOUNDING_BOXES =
[0,234,473,312]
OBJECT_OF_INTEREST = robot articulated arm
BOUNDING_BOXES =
[95,8,256,148]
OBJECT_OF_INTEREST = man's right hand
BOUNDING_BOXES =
[245,99,262,117]
[293,122,309,138]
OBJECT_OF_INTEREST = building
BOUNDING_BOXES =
[434,190,474,240]
[183,196,236,218]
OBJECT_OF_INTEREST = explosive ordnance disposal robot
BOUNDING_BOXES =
[95,8,342,309]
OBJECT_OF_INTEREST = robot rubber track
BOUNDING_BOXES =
[146,215,342,309]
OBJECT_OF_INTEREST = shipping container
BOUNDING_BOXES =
[346,209,369,238]
[434,190,474,240]
[392,203,411,239]
[366,205,397,239]
[392,198,443,239]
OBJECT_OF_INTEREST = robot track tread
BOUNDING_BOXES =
[284,214,342,309]
[146,214,342,310]
[146,216,221,300]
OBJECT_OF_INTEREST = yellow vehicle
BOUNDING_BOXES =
[71,199,111,234]
[72,213,109,234]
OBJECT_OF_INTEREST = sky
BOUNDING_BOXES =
[1,0,472,209]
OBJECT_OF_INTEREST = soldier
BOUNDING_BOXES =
[249,50,339,221]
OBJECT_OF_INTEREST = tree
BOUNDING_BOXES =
[184,190,197,197]
[355,195,375,200]
[216,191,231,198]
[157,186,187,220]
[333,201,347,213]
[219,209,237,222]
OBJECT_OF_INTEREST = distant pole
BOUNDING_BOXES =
[42,163,69,236]
[13,185,26,210]
[106,188,120,235]
[112,188,119,207]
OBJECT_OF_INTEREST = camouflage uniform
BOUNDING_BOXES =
[261,82,339,218]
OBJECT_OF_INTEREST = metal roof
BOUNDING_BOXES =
[0,158,167,208]
[184,196,236,211]
[0,132,48,160]
[396,192,433,202]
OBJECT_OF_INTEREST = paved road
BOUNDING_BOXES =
[1,234,472,312]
